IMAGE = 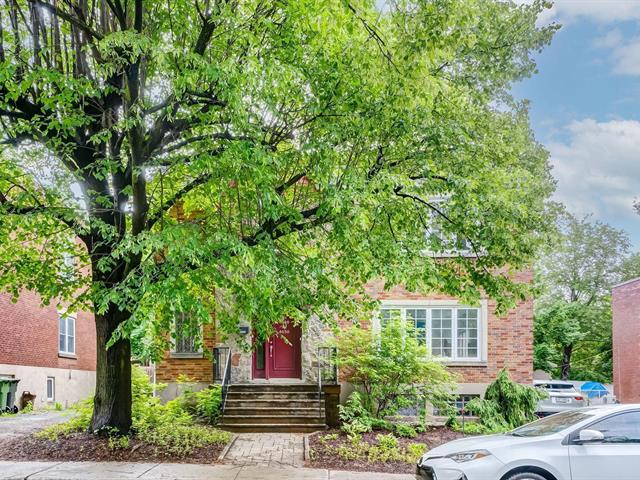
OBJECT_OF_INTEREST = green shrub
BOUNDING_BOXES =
[339,392,374,436]
[193,386,222,424]
[370,418,393,431]
[107,429,130,450]
[329,431,429,464]
[376,433,399,450]
[394,423,417,438]
[36,366,231,455]
[406,442,428,458]
[54,402,63,411]
[35,398,93,440]
[20,401,34,414]
[449,419,498,435]
[335,319,456,418]
[462,369,547,432]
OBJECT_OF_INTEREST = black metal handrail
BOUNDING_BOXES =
[317,346,337,418]
[213,347,231,423]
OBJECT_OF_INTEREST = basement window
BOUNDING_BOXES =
[46,377,55,402]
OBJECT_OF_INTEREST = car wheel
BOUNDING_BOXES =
[505,473,548,480]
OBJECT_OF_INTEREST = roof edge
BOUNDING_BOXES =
[612,277,640,289]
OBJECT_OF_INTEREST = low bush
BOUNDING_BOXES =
[339,392,374,436]
[456,369,547,433]
[322,431,428,464]
[192,386,222,424]
[394,423,418,438]
[335,319,456,419]
[35,366,231,456]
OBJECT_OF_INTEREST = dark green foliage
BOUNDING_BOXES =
[463,369,546,432]
[36,367,230,455]
[335,319,455,419]
[534,214,629,381]
[394,423,418,439]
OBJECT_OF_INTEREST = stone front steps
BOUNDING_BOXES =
[219,384,327,433]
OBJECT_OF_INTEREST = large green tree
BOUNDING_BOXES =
[0,0,555,433]
[534,214,630,381]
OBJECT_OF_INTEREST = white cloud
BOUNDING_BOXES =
[593,29,640,76]
[593,29,624,49]
[547,119,640,227]
[535,0,640,23]
[516,0,640,26]
[609,39,640,75]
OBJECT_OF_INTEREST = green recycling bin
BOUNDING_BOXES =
[0,377,20,413]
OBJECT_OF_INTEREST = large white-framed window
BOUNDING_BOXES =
[376,300,487,362]
[58,313,76,356]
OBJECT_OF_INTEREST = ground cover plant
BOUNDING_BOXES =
[307,427,465,474]
[0,367,230,462]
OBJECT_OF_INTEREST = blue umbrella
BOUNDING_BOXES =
[581,381,609,399]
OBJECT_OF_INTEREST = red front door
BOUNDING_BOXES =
[252,320,302,379]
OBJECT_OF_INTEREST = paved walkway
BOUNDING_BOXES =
[0,411,68,439]
[222,433,305,467]
[0,461,415,480]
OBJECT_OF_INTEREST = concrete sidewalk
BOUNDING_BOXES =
[0,461,416,480]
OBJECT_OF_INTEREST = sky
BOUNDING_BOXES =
[512,0,640,246]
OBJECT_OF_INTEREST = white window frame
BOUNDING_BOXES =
[170,313,204,358]
[59,251,77,280]
[58,313,76,356]
[375,300,488,363]
[422,196,475,257]
[46,377,55,402]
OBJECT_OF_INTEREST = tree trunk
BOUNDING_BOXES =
[560,344,573,380]
[90,306,132,434]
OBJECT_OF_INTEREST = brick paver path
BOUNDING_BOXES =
[223,433,305,467]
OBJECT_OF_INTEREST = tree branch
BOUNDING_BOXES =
[29,0,104,41]
[0,191,88,241]
[146,173,213,229]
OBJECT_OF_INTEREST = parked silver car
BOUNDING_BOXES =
[535,380,586,415]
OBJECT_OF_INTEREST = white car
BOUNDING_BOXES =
[416,404,640,480]
[534,380,586,415]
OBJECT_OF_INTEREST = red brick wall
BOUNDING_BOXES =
[0,291,96,372]
[612,278,640,403]
[155,324,217,383]
[364,271,534,385]
[155,272,534,386]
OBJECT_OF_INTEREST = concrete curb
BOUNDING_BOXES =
[303,434,311,462]
[217,434,238,462]
[0,460,416,479]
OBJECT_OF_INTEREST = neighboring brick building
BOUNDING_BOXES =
[0,290,96,409]
[612,278,640,403]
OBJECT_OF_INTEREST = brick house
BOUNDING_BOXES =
[0,290,96,409]
[612,277,640,403]
[155,270,534,431]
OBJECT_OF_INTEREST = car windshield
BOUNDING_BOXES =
[510,410,597,437]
